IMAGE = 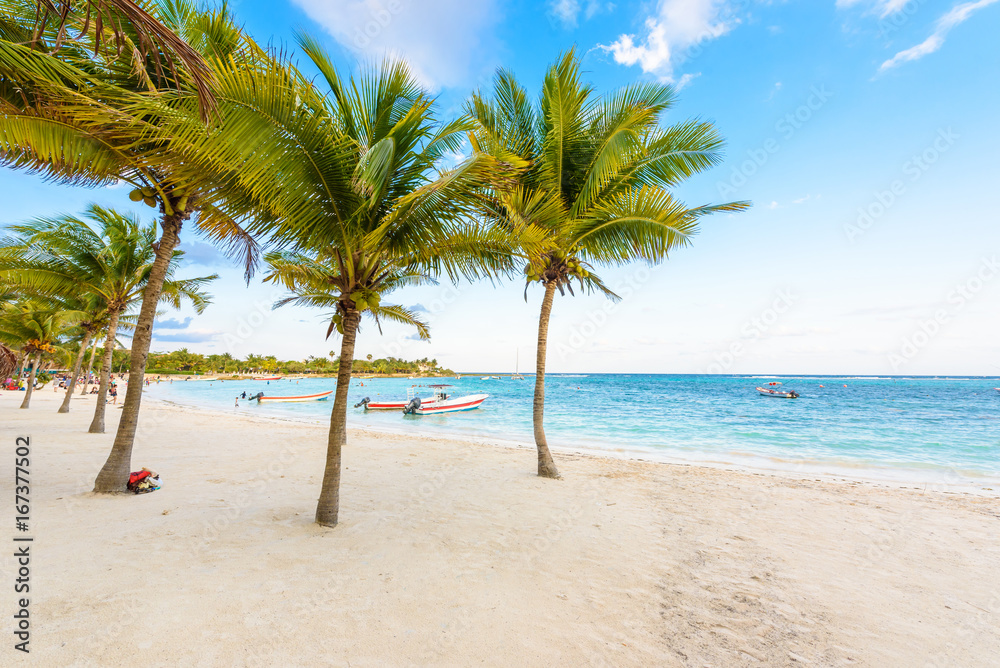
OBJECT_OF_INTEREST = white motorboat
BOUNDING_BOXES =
[402,385,488,415]
[355,387,439,410]
[254,390,331,403]
[755,381,799,399]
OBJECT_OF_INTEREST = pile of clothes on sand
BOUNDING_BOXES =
[127,468,162,494]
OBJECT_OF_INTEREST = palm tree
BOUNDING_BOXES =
[218,352,234,374]
[467,51,750,478]
[0,205,216,429]
[55,297,104,412]
[28,0,217,117]
[0,301,81,408]
[79,336,100,394]
[181,36,523,527]
[1,1,260,490]
[243,353,263,374]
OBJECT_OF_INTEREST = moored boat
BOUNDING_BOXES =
[253,376,283,381]
[402,385,488,415]
[355,393,439,410]
[256,390,331,403]
[756,382,799,398]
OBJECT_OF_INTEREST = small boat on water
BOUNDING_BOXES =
[756,382,799,399]
[403,385,489,415]
[253,376,283,381]
[480,376,491,380]
[255,390,331,403]
[355,390,440,410]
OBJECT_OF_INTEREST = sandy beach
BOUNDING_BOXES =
[2,388,998,667]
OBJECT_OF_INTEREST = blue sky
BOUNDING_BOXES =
[2,0,999,374]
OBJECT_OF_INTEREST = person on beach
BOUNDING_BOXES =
[235,397,239,408]
[109,383,118,405]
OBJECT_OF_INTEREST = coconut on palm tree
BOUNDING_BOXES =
[467,51,750,478]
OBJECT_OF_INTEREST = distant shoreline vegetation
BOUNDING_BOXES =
[145,349,453,377]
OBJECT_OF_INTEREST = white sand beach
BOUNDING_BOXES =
[2,389,998,667]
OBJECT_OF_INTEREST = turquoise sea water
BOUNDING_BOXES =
[151,374,1000,484]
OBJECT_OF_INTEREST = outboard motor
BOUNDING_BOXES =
[251,391,265,402]
[354,397,370,409]
[403,397,421,415]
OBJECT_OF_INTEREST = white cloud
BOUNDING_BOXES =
[878,0,999,72]
[599,0,737,82]
[676,72,700,90]
[551,0,581,27]
[290,0,501,88]
[586,0,611,20]
[550,0,612,28]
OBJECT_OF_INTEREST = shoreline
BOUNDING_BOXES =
[146,388,1000,498]
[3,389,999,666]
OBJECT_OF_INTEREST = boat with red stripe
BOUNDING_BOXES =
[400,385,489,415]
[255,390,332,403]
[355,394,440,410]
[755,381,799,398]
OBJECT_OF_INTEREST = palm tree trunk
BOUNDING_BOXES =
[94,217,182,493]
[19,351,42,409]
[15,350,24,377]
[533,282,561,479]
[315,310,361,527]
[59,330,92,413]
[0,344,15,380]
[81,337,99,395]
[89,312,121,433]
